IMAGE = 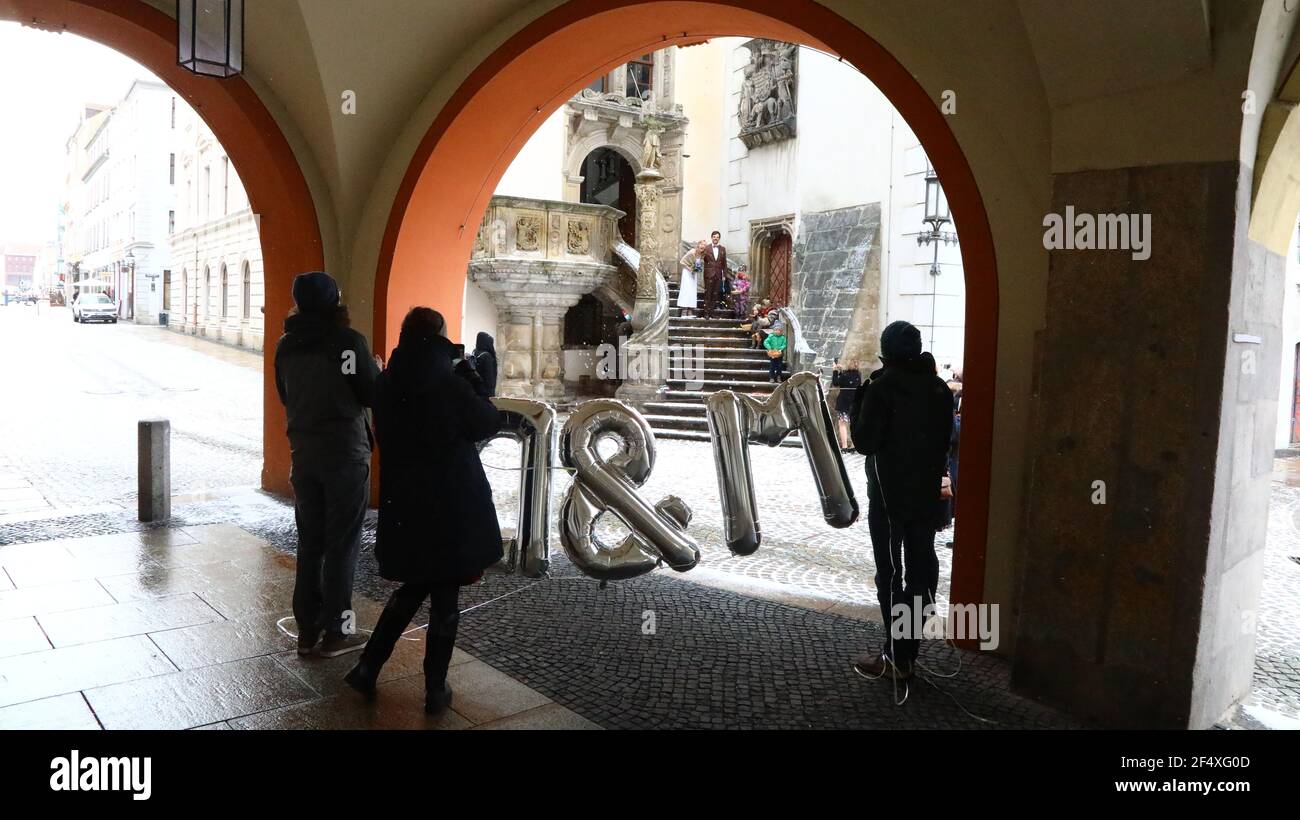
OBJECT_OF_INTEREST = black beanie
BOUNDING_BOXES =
[291,271,340,313]
[880,320,922,364]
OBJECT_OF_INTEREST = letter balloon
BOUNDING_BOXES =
[482,397,555,577]
[705,371,858,555]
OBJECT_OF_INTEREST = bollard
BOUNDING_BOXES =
[138,419,171,522]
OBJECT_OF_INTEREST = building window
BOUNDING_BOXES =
[169,210,175,235]
[220,265,228,319]
[170,97,176,129]
[626,54,654,100]
[163,270,171,311]
[241,262,251,320]
[586,74,608,94]
[169,153,175,184]
[203,266,211,319]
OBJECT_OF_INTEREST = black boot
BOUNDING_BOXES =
[425,679,454,715]
[344,658,380,700]
[423,607,459,714]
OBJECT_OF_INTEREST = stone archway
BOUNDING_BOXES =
[1,0,325,496]
[373,0,1001,615]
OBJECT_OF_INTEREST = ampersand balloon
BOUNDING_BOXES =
[558,399,700,580]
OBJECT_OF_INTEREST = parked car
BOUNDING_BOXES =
[72,293,118,323]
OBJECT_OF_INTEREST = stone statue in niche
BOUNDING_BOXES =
[516,216,542,251]
[738,39,797,149]
[641,124,663,171]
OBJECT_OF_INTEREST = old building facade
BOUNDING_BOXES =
[167,95,265,351]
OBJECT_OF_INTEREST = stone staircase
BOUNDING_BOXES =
[642,280,799,446]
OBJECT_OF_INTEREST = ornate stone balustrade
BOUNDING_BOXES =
[469,196,624,399]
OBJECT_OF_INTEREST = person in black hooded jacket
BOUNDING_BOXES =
[849,321,954,682]
[274,271,380,659]
[344,307,503,715]
[472,331,498,396]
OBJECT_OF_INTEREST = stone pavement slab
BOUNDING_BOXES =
[83,655,317,730]
[0,634,175,708]
[0,616,51,658]
[0,692,101,730]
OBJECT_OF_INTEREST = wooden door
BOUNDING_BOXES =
[768,232,792,306]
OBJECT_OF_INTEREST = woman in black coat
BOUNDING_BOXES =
[345,307,503,714]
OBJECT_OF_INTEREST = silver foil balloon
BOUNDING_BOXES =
[482,397,556,578]
[559,399,700,580]
[705,370,858,555]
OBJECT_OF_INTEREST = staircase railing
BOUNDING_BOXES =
[773,306,815,374]
[613,239,670,347]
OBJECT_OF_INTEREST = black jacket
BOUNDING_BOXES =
[373,332,503,584]
[274,310,379,468]
[472,332,498,397]
[851,360,954,524]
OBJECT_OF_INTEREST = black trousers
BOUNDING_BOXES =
[866,465,939,666]
[362,582,461,688]
[768,354,785,381]
[290,459,370,638]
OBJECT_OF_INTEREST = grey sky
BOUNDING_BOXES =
[0,22,160,246]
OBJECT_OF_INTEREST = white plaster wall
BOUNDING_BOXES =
[678,40,728,245]
[1275,224,1300,449]
[494,109,566,201]
[887,116,966,371]
[461,279,499,352]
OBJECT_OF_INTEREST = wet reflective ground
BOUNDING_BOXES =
[0,524,597,730]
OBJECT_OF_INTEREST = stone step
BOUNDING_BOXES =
[678,347,773,362]
[667,377,779,391]
[644,401,708,417]
[669,316,749,329]
[666,368,773,381]
[658,387,774,402]
[647,424,805,449]
[668,326,752,339]
[668,335,752,348]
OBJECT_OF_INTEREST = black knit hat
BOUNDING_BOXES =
[880,320,922,364]
[291,271,340,313]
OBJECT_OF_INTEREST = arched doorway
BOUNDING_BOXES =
[579,146,637,246]
[1,0,324,496]
[373,0,999,612]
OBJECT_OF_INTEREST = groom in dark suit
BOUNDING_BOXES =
[702,230,728,317]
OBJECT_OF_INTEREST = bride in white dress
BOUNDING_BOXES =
[677,240,707,316]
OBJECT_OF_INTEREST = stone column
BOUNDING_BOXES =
[495,299,576,400]
[616,167,670,405]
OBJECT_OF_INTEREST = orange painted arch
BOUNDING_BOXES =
[0,0,324,497]
[377,0,999,611]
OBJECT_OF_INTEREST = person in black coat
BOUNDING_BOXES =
[274,271,380,659]
[849,321,954,682]
[472,331,498,396]
[344,307,504,714]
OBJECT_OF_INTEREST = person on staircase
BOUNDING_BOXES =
[677,240,706,317]
[702,230,728,317]
[731,267,751,319]
[763,324,788,383]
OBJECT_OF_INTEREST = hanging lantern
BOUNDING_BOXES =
[177,0,244,78]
